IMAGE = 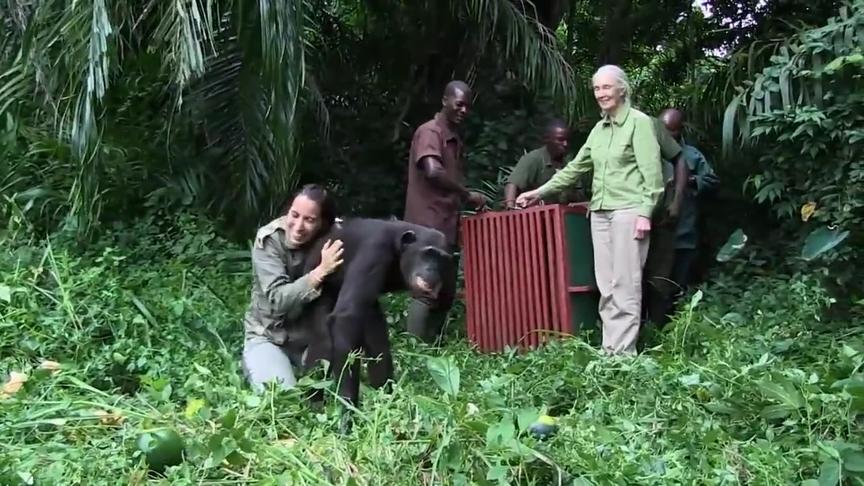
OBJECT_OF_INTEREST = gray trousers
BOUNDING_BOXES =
[590,208,651,355]
[242,334,307,392]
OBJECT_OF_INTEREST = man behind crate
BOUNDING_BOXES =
[643,108,719,327]
[403,80,487,344]
[503,119,589,209]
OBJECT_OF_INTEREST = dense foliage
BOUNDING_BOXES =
[720,0,864,293]
[1,214,863,485]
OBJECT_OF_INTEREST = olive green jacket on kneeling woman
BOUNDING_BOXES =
[243,216,323,345]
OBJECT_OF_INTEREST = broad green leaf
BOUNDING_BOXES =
[516,408,540,432]
[841,450,864,472]
[759,380,806,408]
[817,458,840,486]
[426,355,460,396]
[801,480,821,486]
[721,312,745,325]
[716,229,748,262]
[704,402,738,415]
[486,417,515,448]
[722,93,742,157]
[486,464,507,482]
[221,409,238,430]
[824,53,864,73]
[802,227,850,261]
[0,285,10,303]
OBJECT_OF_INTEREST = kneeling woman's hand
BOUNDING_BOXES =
[311,239,344,286]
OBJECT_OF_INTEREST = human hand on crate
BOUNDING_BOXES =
[467,191,488,210]
[515,189,541,208]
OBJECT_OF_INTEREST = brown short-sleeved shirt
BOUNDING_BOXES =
[403,112,464,245]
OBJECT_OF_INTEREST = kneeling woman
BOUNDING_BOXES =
[241,184,344,392]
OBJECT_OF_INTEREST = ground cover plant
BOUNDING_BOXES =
[1,211,862,486]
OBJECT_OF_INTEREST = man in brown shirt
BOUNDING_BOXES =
[403,80,486,342]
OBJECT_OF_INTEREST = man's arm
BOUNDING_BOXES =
[411,126,476,204]
[419,156,471,201]
[687,147,720,195]
[670,152,690,218]
[504,183,519,209]
[654,118,689,218]
[504,153,535,208]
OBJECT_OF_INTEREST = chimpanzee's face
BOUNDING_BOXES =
[397,229,453,301]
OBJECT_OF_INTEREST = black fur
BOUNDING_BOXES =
[298,218,455,410]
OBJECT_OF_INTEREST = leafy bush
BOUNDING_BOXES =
[723,0,864,291]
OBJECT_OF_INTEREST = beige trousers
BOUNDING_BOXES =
[590,208,650,355]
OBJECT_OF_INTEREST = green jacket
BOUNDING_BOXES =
[537,102,665,218]
[243,216,323,345]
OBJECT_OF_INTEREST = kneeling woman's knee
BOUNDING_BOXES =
[242,337,297,392]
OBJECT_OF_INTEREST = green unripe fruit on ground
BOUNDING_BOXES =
[136,428,185,473]
[529,414,558,439]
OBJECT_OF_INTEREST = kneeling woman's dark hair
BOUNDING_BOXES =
[282,183,337,229]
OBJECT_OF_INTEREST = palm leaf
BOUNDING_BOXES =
[459,0,582,118]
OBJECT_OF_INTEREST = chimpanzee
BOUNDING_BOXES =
[296,217,455,411]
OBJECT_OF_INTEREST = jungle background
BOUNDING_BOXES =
[1,0,863,484]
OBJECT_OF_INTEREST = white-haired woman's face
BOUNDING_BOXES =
[592,71,625,113]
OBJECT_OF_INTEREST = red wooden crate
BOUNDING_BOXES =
[460,203,596,352]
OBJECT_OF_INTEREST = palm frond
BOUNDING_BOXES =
[176,0,314,225]
[459,0,583,118]
[149,0,220,106]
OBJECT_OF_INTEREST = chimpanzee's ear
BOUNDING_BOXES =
[398,230,417,249]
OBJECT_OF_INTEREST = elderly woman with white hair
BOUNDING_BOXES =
[516,64,665,355]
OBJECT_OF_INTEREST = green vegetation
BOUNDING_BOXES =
[2,210,862,485]
[2,0,863,484]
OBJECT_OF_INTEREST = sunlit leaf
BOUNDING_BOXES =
[801,202,817,222]
[760,404,793,420]
[185,398,206,419]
